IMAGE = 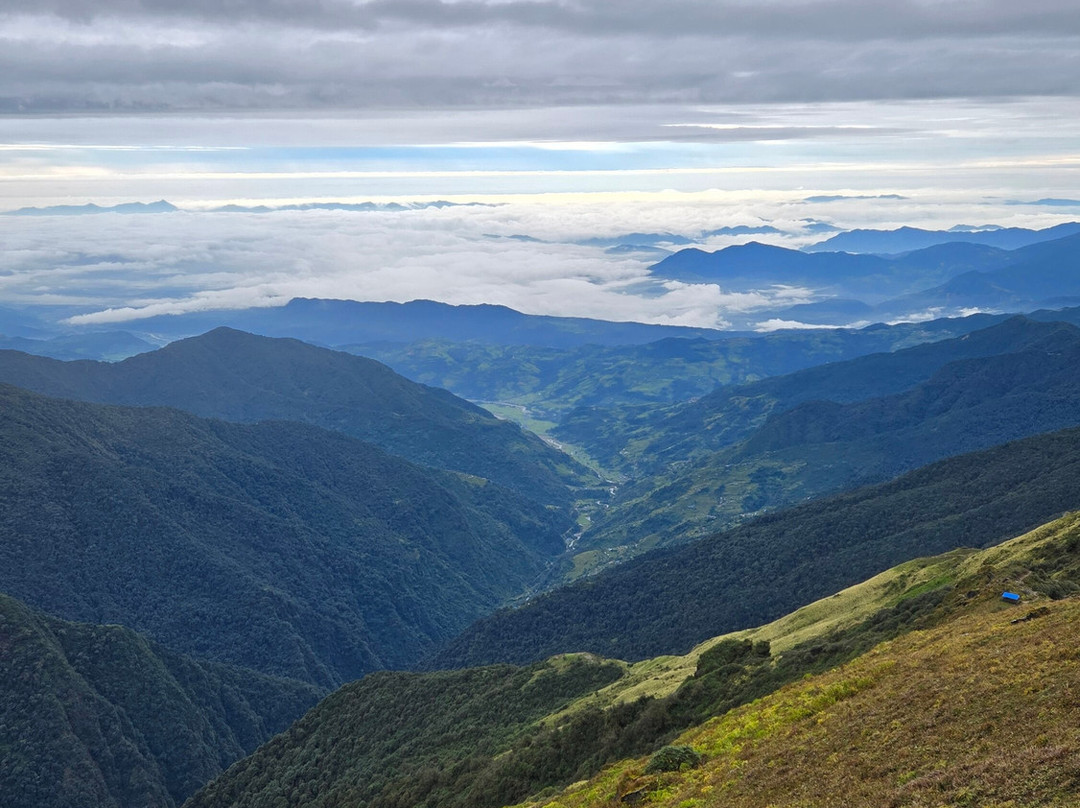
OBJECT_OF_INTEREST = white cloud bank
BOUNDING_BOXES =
[1,202,821,329]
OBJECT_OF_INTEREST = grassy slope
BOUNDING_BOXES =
[517,513,1080,808]
[544,547,979,718]
[0,592,320,808]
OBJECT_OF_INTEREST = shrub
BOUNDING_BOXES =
[644,745,702,773]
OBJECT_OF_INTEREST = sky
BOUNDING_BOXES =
[2,0,1080,330]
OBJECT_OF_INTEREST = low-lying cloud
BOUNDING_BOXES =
[1,203,819,330]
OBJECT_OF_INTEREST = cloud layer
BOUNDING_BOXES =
[2,189,1074,331]
[1,202,823,329]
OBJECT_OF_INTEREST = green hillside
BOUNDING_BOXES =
[519,539,1080,808]
[0,327,594,508]
[0,591,320,808]
[349,312,1007,425]
[558,315,1075,473]
[184,508,1080,808]
[571,317,1080,556]
[432,425,1080,669]
[183,655,626,808]
[0,384,571,687]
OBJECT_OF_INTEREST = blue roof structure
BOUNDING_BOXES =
[1002,591,1021,603]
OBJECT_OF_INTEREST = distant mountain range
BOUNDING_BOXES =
[1,200,488,216]
[2,200,180,216]
[649,228,1080,325]
[106,298,731,348]
[0,330,156,361]
[804,221,1080,253]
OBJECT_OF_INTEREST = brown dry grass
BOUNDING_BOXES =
[518,595,1080,808]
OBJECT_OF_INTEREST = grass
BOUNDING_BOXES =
[516,512,1080,808]
[545,546,982,719]
[518,595,1080,808]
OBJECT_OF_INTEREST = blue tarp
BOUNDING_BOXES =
[1002,591,1021,603]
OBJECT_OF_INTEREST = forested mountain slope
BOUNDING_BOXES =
[432,425,1080,668]
[567,317,1080,555]
[0,592,320,808]
[185,506,1080,808]
[184,655,626,808]
[0,384,570,687]
[559,315,1076,473]
[353,310,1010,422]
[0,328,593,507]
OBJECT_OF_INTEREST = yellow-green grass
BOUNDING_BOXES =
[519,589,1080,808]
[546,512,1080,727]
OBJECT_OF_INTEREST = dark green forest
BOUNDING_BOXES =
[184,655,625,808]
[0,592,320,808]
[0,384,570,687]
[0,327,595,508]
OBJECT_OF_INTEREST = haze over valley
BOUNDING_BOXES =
[4,1,1080,807]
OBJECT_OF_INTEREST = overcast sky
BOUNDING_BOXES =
[2,1,1079,328]
[4,0,1080,112]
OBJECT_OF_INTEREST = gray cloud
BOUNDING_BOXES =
[1,1,1079,112]
[7,0,1080,40]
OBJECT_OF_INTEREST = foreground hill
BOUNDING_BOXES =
[0,592,320,808]
[524,578,1080,807]
[185,508,1080,808]
[432,425,1080,668]
[0,384,570,687]
[0,327,592,507]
